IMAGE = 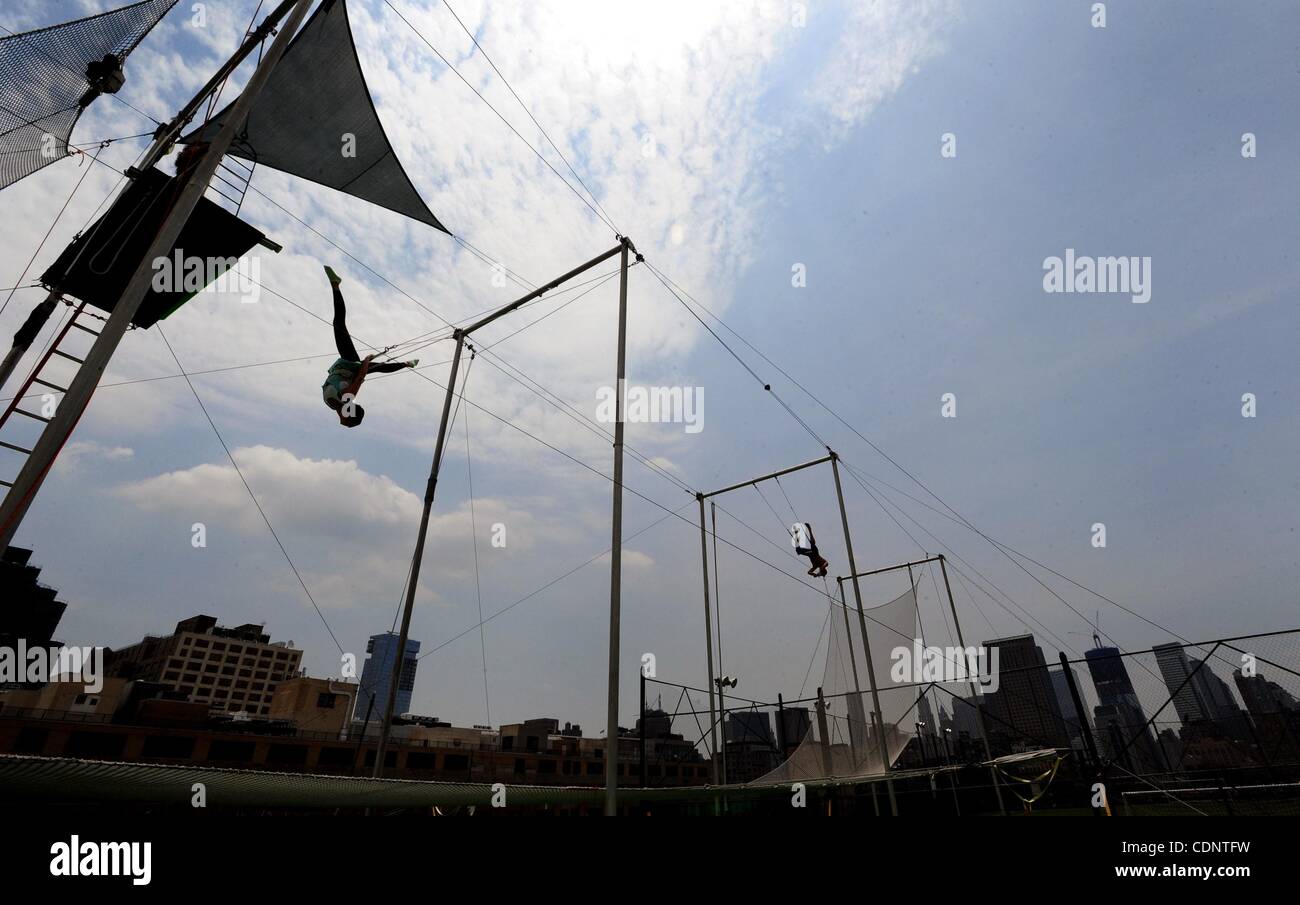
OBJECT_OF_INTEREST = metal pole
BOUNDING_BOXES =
[374,331,465,775]
[353,692,375,775]
[1058,651,1100,774]
[603,238,630,816]
[776,693,787,754]
[815,686,833,776]
[0,0,315,549]
[710,500,728,789]
[639,668,647,788]
[695,493,721,789]
[135,0,308,176]
[701,454,833,499]
[829,451,896,815]
[937,554,1006,814]
[841,555,943,582]
[1058,650,1103,814]
[717,681,728,788]
[836,577,864,759]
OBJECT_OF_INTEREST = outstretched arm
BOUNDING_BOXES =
[342,357,374,399]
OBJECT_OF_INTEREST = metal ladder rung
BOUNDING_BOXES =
[0,439,33,455]
[14,408,50,423]
[52,349,84,364]
[0,479,12,488]
[71,321,100,337]
[32,377,66,393]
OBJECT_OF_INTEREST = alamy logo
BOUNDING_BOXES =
[1042,248,1151,303]
[151,249,260,303]
[596,379,703,433]
[0,643,103,692]
[890,639,1000,693]
[49,836,151,885]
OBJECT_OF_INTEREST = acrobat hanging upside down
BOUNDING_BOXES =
[790,522,830,577]
[319,266,418,427]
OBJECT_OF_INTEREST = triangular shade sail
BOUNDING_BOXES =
[0,0,176,191]
[182,0,448,233]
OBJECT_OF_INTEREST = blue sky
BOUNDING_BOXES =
[1,0,1297,732]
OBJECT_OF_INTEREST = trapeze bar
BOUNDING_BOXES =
[699,452,834,499]
[461,242,624,336]
[836,554,945,583]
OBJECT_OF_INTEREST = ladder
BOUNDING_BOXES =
[207,154,256,215]
[0,300,102,489]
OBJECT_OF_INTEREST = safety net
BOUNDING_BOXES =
[181,0,448,233]
[0,0,176,191]
[752,582,919,784]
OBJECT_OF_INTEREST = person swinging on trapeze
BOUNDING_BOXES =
[320,266,418,427]
[790,521,830,577]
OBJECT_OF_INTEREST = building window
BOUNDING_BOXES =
[317,692,337,709]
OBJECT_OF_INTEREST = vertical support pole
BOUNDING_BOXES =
[639,668,647,789]
[717,683,728,788]
[352,692,375,775]
[836,577,865,760]
[0,0,314,549]
[776,693,787,754]
[815,686,833,776]
[710,500,727,789]
[375,331,466,776]
[696,492,721,790]
[1058,651,1099,773]
[1059,650,1103,814]
[938,554,1006,815]
[603,239,630,816]
[829,451,896,815]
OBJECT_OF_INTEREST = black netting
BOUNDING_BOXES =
[182,0,448,233]
[0,0,176,191]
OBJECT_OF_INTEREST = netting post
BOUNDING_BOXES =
[835,577,866,760]
[829,450,897,815]
[937,553,1007,814]
[695,492,722,799]
[639,668,647,789]
[375,329,466,777]
[603,238,631,816]
[815,686,833,776]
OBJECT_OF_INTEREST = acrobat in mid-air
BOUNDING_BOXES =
[790,522,830,577]
[320,266,418,427]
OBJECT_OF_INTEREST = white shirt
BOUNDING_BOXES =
[790,522,811,551]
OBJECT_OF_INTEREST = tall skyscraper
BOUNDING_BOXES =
[1153,643,1208,724]
[1084,642,1161,770]
[980,634,1069,752]
[1190,658,1240,723]
[354,632,421,722]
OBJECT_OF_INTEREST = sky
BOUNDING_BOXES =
[1,0,1297,735]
